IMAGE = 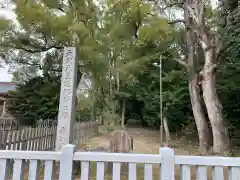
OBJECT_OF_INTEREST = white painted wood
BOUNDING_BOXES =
[12,159,25,180]
[96,162,104,180]
[128,163,136,180]
[180,165,190,180]
[212,166,224,180]
[80,161,90,180]
[112,162,121,180]
[159,147,175,180]
[0,151,61,160]
[28,160,40,180]
[175,155,240,166]
[144,164,152,180]
[196,166,207,180]
[229,167,240,180]
[74,152,162,163]
[1,145,240,180]
[56,47,78,151]
[59,144,76,180]
[44,160,55,180]
[0,159,10,180]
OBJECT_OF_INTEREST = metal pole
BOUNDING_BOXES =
[160,55,163,147]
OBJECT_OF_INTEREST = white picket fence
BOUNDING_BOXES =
[0,144,239,180]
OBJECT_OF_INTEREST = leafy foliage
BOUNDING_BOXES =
[8,76,60,125]
[4,0,240,153]
[0,0,187,130]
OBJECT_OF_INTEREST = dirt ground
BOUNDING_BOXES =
[21,127,227,180]
[76,127,201,180]
[79,127,229,180]
[85,127,194,155]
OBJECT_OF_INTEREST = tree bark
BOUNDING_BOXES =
[184,0,230,155]
[91,98,96,121]
[108,57,115,125]
[184,1,212,154]
[189,74,212,154]
[163,116,171,145]
[201,51,230,154]
[121,100,125,128]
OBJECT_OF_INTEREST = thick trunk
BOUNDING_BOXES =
[99,86,104,125]
[116,71,120,92]
[183,0,229,155]
[202,51,229,155]
[99,116,103,125]
[163,116,171,145]
[189,75,212,154]
[91,92,96,121]
[121,100,125,128]
[108,58,115,125]
[91,101,96,121]
[184,1,212,153]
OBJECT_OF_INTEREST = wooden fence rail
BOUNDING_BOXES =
[0,121,98,151]
[0,117,20,131]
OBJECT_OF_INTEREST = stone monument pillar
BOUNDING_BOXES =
[56,47,78,151]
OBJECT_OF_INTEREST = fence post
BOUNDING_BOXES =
[159,147,175,180]
[59,144,76,180]
[0,130,2,150]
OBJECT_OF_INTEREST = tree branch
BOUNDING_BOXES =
[199,64,217,76]
[162,2,184,10]
[215,39,223,62]
[4,43,63,53]
[16,61,42,70]
[173,57,188,67]
[17,44,63,53]
[168,19,185,25]
[187,5,199,24]
[199,1,204,25]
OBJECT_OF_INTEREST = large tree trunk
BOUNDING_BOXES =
[163,116,171,146]
[184,0,230,154]
[201,51,229,155]
[91,98,96,121]
[189,74,212,154]
[184,1,212,154]
[121,100,125,128]
[108,58,115,125]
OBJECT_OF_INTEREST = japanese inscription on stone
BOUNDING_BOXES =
[0,0,11,9]
[56,47,77,151]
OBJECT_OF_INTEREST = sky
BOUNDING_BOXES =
[0,6,15,82]
[0,0,219,82]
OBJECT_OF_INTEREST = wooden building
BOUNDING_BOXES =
[0,82,20,130]
[0,82,19,116]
